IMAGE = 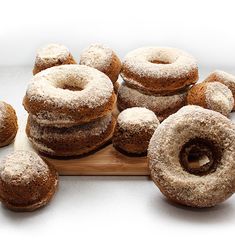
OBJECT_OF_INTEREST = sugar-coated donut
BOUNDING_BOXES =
[80,44,122,83]
[0,101,18,147]
[187,82,234,117]
[121,47,198,94]
[117,82,188,121]
[0,151,58,211]
[26,113,116,157]
[113,107,159,155]
[33,43,76,75]
[203,70,235,110]
[24,65,116,126]
[148,105,235,208]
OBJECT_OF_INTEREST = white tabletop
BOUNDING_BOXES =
[0,67,235,245]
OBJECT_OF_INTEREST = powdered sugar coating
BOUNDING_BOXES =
[122,47,198,80]
[26,64,113,109]
[36,43,70,63]
[80,44,113,70]
[0,101,6,127]
[29,113,112,141]
[117,107,159,132]
[0,151,49,185]
[148,105,235,207]
[118,83,187,119]
[205,82,234,116]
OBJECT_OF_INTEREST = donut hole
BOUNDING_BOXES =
[55,76,88,91]
[150,59,170,65]
[179,138,221,176]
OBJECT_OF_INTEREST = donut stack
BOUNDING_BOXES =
[23,64,116,157]
[117,47,199,121]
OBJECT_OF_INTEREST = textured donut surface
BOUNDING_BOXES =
[0,151,58,211]
[26,114,116,157]
[33,43,76,74]
[0,101,18,147]
[113,107,159,155]
[148,105,235,207]
[187,82,234,117]
[121,47,198,93]
[203,70,235,110]
[24,65,116,125]
[117,82,188,121]
[80,43,122,83]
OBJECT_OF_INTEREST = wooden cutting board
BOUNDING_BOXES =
[14,119,149,176]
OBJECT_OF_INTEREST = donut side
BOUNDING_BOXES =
[117,83,187,121]
[26,114,116,157]
[0,102,18,147]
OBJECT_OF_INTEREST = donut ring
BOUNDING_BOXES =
[24,65,116,125]
[26,113,116,157]
[117,82,188,121]
[121,47,198,94]
[148,105,235,208]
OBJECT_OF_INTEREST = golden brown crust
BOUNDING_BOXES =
[122,67,198,94]
[187,83,207,107]
[33,53,76,75]
[0,102,18,147]
[23,92,117,125]
[101,52,122,83]
[0,160,58,212]
[26,116,116,157]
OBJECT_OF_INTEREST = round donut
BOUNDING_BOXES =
[0,151,58,211]
[203,70,235,110]
[24,65,116,126]
[33,43,76,75]
[117,82,188,121]
[80,44,122,83]
[0,101,18,147]
[113,107,159,155]
[148,105,235,208]
[121,47,198,94]
[187,82,234,117]
[26,113,116,157]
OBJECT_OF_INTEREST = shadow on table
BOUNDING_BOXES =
[148,194,235,224]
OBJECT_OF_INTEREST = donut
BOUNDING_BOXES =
[187,82,234,117]
[0,101,18,147]
[23,65,116,126]
[117,82,188,121]
[121,47,198,94]
[113,79,121,94]
[26,113,116,157]
[80,44,122,83]
[0,151,58,211]
[203,70,235,110]
[148,105,235,208]
[33,43,76,75]
[113,107,159,155]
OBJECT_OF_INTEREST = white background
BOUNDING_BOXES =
[1,1,235,245]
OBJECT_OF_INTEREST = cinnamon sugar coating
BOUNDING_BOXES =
[0,101,18,147]
[33,43,76,74]
[121,47,198,94]
[148,105,235,208]
[0,151,58,211]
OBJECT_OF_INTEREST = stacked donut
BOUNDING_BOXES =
[23,64,116,157]
[117,47,199,121]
